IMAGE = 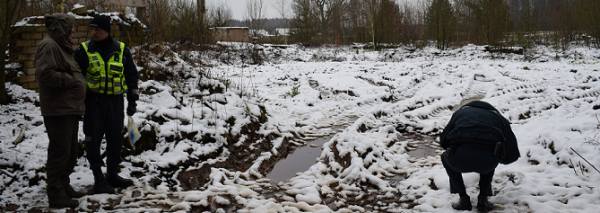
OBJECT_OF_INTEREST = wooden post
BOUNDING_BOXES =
[199,0,206,24]
[57,0,65,13]
[198,0,206,43]
[136,7,147,25]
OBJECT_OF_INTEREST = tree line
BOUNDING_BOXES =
[286,0,600,50]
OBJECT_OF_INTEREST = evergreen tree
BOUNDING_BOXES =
[290,0,317,44]
[464,0,512,48]
[374,0,402,46]
[517,0,537,49]
[576,0,600,47]
[425,0,455,50]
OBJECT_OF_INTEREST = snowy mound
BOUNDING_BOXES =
[1,44,600,212]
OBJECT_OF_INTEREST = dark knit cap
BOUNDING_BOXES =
[90,15,111,33]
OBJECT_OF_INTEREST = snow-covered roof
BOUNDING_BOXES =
[250,29,270,36]
[211,27,249,30]
[12,11,147,29]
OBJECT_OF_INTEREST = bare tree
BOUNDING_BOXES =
[515,0,536,49]
[23,0,56,15]
[576,0,600,47]
[171,0,198,43]
[346,0,369,43]
[208,1,232,28]
[273,0,291,44]
[459,0,511,48]
[198,0,206,28]
[74,0,124,13]
[550,0,577,50]
[311,0,345,44]
[246,0,265,37]
[398,1,423,45]
[367,0,378,49]
[290,0,317,44]
[0,0,28,104]
[147,0,172,42]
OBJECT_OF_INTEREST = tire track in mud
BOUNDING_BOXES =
[492,80,600,121]
[305,66,600,212]
[75,63,600,213]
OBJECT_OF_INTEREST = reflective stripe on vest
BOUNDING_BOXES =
[81,41,128,95]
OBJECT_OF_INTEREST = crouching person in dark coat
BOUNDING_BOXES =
[35,13,87,208]
[439,101,520,212]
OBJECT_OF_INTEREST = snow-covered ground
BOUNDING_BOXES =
[1,43,600,212]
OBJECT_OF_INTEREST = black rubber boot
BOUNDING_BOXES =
[452,195,472,211]
[106,167,134,188]
[65,185,86,198]
[92,168,115,194]
[477,196,494,212]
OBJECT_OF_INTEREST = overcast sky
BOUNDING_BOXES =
[205,0,280,21]
[204,0,422,21]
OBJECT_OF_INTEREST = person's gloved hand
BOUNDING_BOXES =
[127,101,136,116]
[126,89,139,116]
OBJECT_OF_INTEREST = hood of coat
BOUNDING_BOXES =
[464,100,498,111]
[44,13,75,54]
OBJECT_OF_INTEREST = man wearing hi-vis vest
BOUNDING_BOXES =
[74,15,139,194]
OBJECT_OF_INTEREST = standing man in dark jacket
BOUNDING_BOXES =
[439,100,520,212]
[35,13,87,208]
[74,15,139,194]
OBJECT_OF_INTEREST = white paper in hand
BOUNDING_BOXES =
[127,116,141,149]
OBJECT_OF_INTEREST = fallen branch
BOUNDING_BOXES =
[0,169,16,178]
[570,147,600,174]
[569,159,578,176]
[0,169,16,195]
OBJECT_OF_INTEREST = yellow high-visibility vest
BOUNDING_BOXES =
[81,41,128,95]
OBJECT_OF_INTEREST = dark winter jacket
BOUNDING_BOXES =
[440,101,520,164]
[35,13,86,116]
[73,36,139,102]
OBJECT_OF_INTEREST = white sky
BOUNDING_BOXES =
[206,0,281,20]
[205,0,425,21]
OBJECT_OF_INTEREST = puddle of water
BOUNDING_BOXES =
[407,143,439,158]
[266,134,336,183]
[387,174,407,187]
[267,129,439,183]
[398,134,439,158]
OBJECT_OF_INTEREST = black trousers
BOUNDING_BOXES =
[84,93,124,170]
[44,115,80,201]
[441,146,499,196]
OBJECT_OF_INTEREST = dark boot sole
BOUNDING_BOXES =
[452,205,472,211]
[477,206,494,212]
[108,182,134,188]
[66,192,87,198]
[49,202,79,209]
[93,189,115,194]
[93,186,115,194]
[107,177,134,188]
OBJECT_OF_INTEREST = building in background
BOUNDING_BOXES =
[211,27,250,43]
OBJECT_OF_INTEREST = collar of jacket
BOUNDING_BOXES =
[86,36,121,54]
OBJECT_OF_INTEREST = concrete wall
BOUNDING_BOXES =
[212,28,250,43]
[9,16,144,90]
